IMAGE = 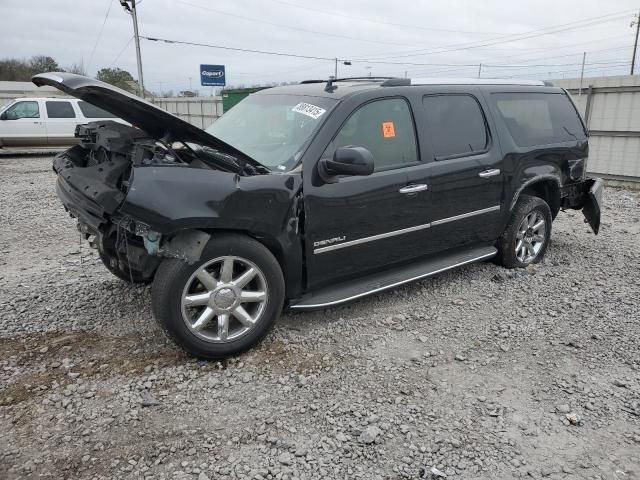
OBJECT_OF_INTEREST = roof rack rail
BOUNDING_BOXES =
[382,77,548,87]
[300,76,395,85]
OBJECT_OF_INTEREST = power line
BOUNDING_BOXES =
[142,35,634,73]
[87,0,115,71]
[488,41,632,66]
[175,0,420,48]
[263,0,504,36]
[142,35,337,61]
[351,9,635,61]
[109,35,134,67]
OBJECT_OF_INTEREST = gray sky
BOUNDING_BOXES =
[2,0,639,94]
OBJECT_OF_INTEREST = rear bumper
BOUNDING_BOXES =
[562,177,603,234]
[582,178,603,235]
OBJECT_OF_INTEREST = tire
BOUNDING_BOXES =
[497,194,552,268]
[151,233,285,358]
[99,251,151,284]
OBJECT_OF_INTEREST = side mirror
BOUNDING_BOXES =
[1,111,16,120]
[0,111,7,120]
[318,146,374,183]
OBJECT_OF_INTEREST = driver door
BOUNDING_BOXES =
[0,100,46,146]
[304,97,431,290]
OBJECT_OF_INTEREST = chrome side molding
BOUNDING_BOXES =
[313,205,500,254]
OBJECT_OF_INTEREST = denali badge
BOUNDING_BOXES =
[313,236,346,248]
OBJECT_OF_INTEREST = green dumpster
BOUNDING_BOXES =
[221,87,268,113]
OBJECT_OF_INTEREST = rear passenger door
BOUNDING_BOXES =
[44,100,79,145]
[410,90,505,253]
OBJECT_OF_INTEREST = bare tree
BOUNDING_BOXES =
[0,58,32,81]
[65,59,87,76]
[29,55,60,75]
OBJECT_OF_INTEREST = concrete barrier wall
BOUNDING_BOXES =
[553,75,640,182]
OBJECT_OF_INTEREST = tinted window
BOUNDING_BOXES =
[422,95,488,159]
[325,98,418,171]
[5,101,39,119]
[492,93,586,147]
[78,101,116,118]
[46,101,76,119]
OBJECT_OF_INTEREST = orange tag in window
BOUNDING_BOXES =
[382,121,396,138]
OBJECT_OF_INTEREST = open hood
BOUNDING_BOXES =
[32,72,262,169]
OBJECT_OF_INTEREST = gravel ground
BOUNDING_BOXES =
[1,155,639,480]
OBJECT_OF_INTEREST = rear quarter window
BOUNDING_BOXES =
[492,92,585,147]
[78,101,117,118]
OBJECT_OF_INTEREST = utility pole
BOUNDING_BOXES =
[579,52,586,96]
[631,11,640,75]
[478,63,482,79]
[120,0,145,97]
[332,59,351,79]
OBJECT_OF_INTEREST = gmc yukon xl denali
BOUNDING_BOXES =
[33,73,602,358]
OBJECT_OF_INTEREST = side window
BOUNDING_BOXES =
[422,94,488,159]
[78,101,116,118]
[324,98,418,171]
[46,101,76,119]
[5,101,40,119]
[492,93,586,147]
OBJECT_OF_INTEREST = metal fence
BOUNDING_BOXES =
[553,75,640,182]
[149,97,223,129]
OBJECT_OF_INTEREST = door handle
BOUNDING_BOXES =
[399,184,428,194]
[478,169,501,178]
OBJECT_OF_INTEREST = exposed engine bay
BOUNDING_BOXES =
[52,120,253,281]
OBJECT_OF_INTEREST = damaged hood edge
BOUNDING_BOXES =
[32,72,264,170]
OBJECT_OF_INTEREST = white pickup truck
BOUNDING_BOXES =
[0,97,127,147]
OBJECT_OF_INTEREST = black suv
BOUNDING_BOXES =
[34,73,602,358]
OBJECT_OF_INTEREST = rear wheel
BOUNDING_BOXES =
[497,194,552,268]
[151,234,284,358]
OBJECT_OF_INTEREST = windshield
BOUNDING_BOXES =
[206,94,338,171]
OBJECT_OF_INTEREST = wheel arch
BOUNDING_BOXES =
[167,227,303,300]
[510,175,561,219]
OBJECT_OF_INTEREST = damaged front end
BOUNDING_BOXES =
[35,71,284,282]
[53,120,240,282]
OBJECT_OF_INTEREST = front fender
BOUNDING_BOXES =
[119,166,305,298]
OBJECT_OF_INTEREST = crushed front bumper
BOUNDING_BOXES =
[562,177,603,234]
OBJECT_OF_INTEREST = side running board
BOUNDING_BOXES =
[289,245,497,311]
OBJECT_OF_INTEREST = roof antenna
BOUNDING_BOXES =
[325,77,337,93]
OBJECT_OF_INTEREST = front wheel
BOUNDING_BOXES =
[497,195,552,268]
[151,234,285,358]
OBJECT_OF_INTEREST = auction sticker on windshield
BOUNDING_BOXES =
[292,102,326,119]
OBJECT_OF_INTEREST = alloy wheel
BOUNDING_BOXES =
[515,211,547,264]
[181,256,268,343]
